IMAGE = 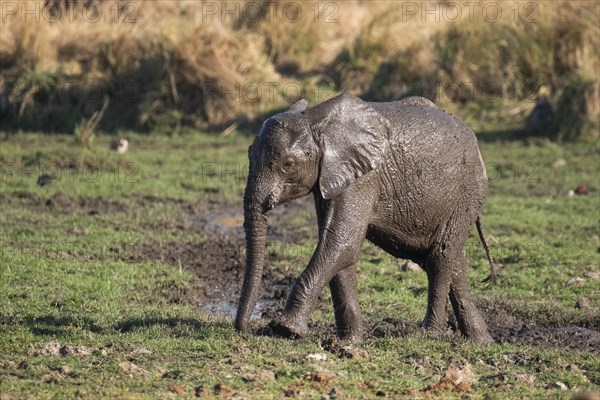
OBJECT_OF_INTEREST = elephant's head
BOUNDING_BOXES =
[235,92,390,331]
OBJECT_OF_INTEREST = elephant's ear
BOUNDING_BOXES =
[318,92,389,200]
[288,98,308,112]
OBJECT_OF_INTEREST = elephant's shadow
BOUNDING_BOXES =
[114,317,204,334]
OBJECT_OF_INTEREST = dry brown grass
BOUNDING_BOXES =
[0,0,598,138]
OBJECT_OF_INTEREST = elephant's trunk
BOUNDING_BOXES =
[235,184,268,332]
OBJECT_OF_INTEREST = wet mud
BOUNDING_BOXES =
[147,195,599,351]
[2,192,128,215]
[6,192,599,351]
[369,311,600,352]
[127,195,317,320]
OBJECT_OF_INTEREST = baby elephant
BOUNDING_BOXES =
[235,92,495,344]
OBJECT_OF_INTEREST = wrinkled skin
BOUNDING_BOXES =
[235,92,493,344]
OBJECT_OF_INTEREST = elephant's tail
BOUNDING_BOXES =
[476,216,498,285]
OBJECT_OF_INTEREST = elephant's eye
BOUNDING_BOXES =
[283,158,295,169]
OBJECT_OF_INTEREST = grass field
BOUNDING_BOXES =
[0,129,599,399]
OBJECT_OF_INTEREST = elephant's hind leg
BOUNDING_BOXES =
[449,252,493,344]
[329,265,363,340]
[421,212,473,336]
[421,246,453,335]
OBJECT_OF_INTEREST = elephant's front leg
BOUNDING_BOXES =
[270,190,374,338]
[329,264,363,340]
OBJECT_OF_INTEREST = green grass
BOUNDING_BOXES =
[0,131,599,399]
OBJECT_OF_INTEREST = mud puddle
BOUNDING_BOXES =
[9,191,598,351]
[194,194,317,243]
[128,195,316,320]
[480,303,600,351]
[1,192,127,215]
[131,194,600,351]
[369,305,600,351]
[202,299,280,320]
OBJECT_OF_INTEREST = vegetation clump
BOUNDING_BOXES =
[0,1,597,140]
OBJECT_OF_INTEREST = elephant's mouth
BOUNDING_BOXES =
[263,191,280,212]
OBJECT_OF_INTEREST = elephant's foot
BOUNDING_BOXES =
[420,324,449,339]
[465,327,494,345]
[454,311,494,344]
[420,309,448,336]
[269,315,309,339]
[449,284,494,345]
[333,305,363,341]
[335,323,363,341]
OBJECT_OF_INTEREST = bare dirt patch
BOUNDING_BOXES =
[132,193,600,351]
[1,192,127,215]
[7,191,598,350]
[479,302,600,351]
[366,305,600,351]
[126,195,317,318]
[193,194,317,243]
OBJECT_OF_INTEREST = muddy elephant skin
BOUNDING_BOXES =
[235,92,495,343]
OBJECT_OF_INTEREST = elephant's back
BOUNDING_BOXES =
[373,103,487,236]
[375,103,482,169]
[376,104,472,146]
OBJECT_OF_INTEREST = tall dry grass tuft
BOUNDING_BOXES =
[433,2,598,100]
[0,0,598,139]
[427,1,598,138]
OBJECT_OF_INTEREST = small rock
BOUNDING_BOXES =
[567,277,586,287]
[442,362,476,388]
[194,385,211,398]
[242,369,276,382]
[549,381,568,390]
[167,383,186,394]
[586,271,600,281]
[568,190,575,197]
[552,158,567,168]
[37,174,55,186]
[29,342,62,357]
[118,361,149,379]
[306,352,328,361]
[340,346,369,359]
[566,364,581,372]
[400,260,420,272]
[575,298,590,309]
[574,184,588,195]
